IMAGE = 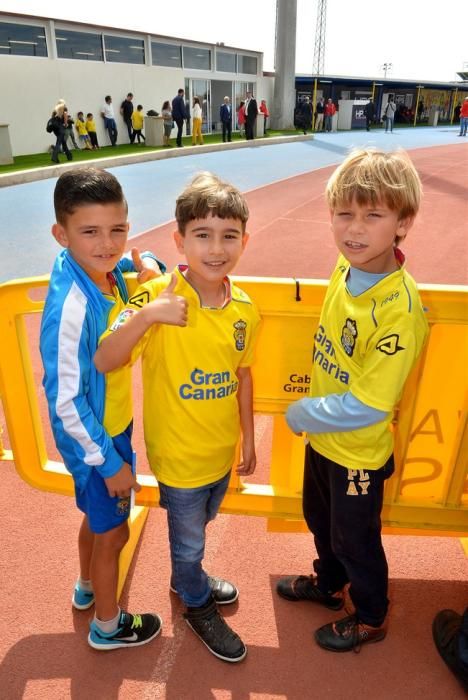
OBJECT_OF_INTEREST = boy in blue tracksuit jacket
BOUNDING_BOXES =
[40,167,164,650]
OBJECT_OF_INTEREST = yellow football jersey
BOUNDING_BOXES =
[101,290,133,437]
[309,256,429,470]
[109,266,261,487]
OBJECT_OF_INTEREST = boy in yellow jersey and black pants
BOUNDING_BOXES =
[95,172,260,663]
[276,149,428,652]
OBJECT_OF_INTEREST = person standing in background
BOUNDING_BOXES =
[457,97,468,136]
[237,101,246,138]
[85,113,99,149]
[259,99,270,134]
[191,97,204,145]
[315,97,325,132]
[244,91,258,140]
[364,99,376,132]
[384,96,396,133]
[324,98,336,133]
[161,100,174,147]
[172,88,188,148]
[220,96,232,143]
[120,93,134,143]
[101,96,118,146]
[298,97,313,135]
[131,105,146,144]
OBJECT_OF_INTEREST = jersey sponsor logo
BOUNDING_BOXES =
[179,368,239,400]
[380,290,399,306]
[341,318,358,357]
[283,373,310,393]
[376,334,404,355]
[129,290,150,308]
[110,308,136,331]
[233,319,247,351]
[314,325,350,385]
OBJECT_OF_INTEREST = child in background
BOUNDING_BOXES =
[259,99,269,134]
[277,149,429,653]
[237,101,246,138]
[131,105,146,144]
[76,112,92,150]
[86,113,99,149]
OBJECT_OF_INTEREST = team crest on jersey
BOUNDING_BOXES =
[110,308,136,331]
[376,334,404,355]
[233,319,247,351]
[341,318,358,356]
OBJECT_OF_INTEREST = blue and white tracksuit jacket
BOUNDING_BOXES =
[40,249,164,493]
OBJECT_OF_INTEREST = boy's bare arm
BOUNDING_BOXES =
[236,366,256,476]
[105,461,141,498]
[95,273,187,372]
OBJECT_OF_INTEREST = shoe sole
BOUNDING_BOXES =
[170,585,238,606]
[185,619,247,663]
[72,595,95,611]
[87,615,162,650]
[314,628,386,652]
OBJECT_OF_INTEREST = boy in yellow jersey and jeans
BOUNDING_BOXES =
[277,149,428,652]
[95,172,260,663]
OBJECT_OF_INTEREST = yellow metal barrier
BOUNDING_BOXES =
[0,275,467,537]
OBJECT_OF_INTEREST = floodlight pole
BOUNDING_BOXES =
[271,0,297,130]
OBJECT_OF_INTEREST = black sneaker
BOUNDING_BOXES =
[315,613,386,653]
[184,595,246,663]
[170,575,238,605]
[88,611,162,650]
[276,575,344,610]
[432,609,468,691]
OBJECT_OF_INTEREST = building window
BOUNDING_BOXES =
[216,51,236,73]
[104,35,145,64]
[183,46,211,71]
[237,54,257,75]
[0,21,47,57]
[55,29,103,61]
[152,41,181,68]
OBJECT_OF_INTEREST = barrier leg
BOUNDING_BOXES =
[461,538,468,558]
[117,505,150,599]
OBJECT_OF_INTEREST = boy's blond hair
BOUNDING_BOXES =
[175,172,249,234]
[326,149,421,245]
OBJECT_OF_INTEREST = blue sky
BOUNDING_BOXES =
[2,0,467,82]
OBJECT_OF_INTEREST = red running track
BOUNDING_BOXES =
[0,143,466,699]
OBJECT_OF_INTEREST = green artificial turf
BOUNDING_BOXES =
[0,130,303,175]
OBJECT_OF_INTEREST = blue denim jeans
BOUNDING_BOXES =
[459,116,468,136]
[159,471,230,607]
[104,117,118,145]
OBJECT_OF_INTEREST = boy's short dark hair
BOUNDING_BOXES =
[54,167,127,225]
[137,104,143,110]
[175,172,249,234]
[86,113,93,118]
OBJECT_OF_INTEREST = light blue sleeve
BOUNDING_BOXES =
[285,392,388,434]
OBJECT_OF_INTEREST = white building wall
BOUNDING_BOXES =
[0,14,274,156]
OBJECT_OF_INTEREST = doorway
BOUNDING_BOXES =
[210,80,233,132]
